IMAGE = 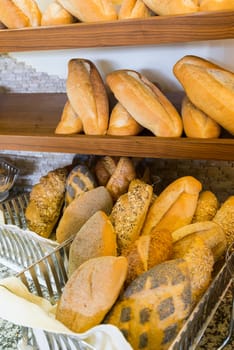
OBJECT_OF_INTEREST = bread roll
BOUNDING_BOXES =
[182,96,221,138]
[66,59,109,135]
[173,55,234,135]
[106,156,136,201]
[106,69,183,137]
[123,227,173,285]
[213,196,234,246]
[106,259,192,350]
[55,100,83,134]
[107,102,144,136]
[56,256,128,333]
[0,0,30,28]
[110,179,153,253]
[142,0,198,15]
[57,0,117,22]
[192,190,219,222]
[199,0,234,11]
[25,167,69,238]
[13,0,41,26]
[68,210,117,276]
[56,186,113,243]
[171,221,227,262]
[118,0,151,19]
[172,235,214,303]
[41,1,77,26]
[142,176,202,236]
[95,156,118,186]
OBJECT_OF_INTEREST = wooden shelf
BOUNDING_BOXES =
[0,93,233,160]
[0,10,233,52]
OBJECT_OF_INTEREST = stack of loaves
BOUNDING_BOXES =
[24,157,234,350]
[1,0,233,29]
[54,55,234,139]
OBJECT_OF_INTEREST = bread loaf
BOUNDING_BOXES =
[55,100,83,134]
[56,186,113,243]
[142,176,202,236]
[171,221,227,262]
[106,69,183,137]
[41,1,77,26]
[68,210,117,276]
[118,0,151,19]
[213,196,234,246]
[56,256,128,333]
[123,227,173,285]
[192,190,219,222]
[0,0,30,28]
[181,96,221,138]
[173,55,234,135]
[105,259,192,350]
[110,179,153,253]
[95,156,118,186]
[13,0,41,26]
[142,0,198,15]
[172,235,214,303]
[199,0,234,11]
[66,59,109,135]
[25,167,69,238]
[57,0,118,22]
[107,102,144,136]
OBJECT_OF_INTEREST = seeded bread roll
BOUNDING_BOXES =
[56,256,128,333]
[106,69,183,137]
[213,196,234,246]
[192,190,219,222]
[142,176,202,236]
[173,55,234,135]
[57,0,117,22]
[55,100,83,134]
[142,0,198,15]
[181,96,221,138]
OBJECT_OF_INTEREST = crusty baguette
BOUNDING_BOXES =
[56,256,128,333]
[41,1,77,26]
[142,0,198,15]
[141,176,202,236]
[55,100,83,134]
[0,0,30,28]
[173,55,234,135]
[66,59,109,135]
[13,0,41,26]
[56,186,113,243]
[118,0,151,19]
[106,69,183,137]
[199,0,234,11]
[57,0,117,22]
[213,196,234,246]
[182,95,221,138]
[192,190,219,222]
[107,102,144,136]
[171,221,227,262]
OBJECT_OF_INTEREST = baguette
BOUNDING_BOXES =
[55,100,83,134]
[142,0,198,15]
[181,96,221,138]
[0,0,30,28]
[57,0,117,22]
[56,256,128,333]
[41,1,77,26]
[106,69,183,137]
[141,176,202,236]
[66,59,109,135]
[118,0,151,19]
[199,0,234,11]
[13,0,41,26]
[107,102,144,136]
[173,55,234,135]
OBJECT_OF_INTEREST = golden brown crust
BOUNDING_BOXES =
[212,196,234,246]
[106,69,183,137]
[13,0,41,27]
[55,100,83,134]
[66,59,109,135]
[143,0,199,15]
[182,96,221,138]
[192,190,219,222]
[41,1,77,26]
[199,0,234,11]
[118,0,151,19]
[0,0,30,28]
[94,156,118,186]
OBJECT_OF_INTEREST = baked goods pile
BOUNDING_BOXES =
[0,0,233,29]
[54,55,234,138]
[24,155,234,349]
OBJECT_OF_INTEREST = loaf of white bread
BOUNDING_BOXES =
[0,0,42,29]
[174,55,234,135]
[41,1,77,26]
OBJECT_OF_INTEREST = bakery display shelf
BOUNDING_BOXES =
[0,93,234,161]
[0,10,233,52]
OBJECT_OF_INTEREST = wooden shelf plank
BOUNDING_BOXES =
[0,93,233,160]
[0,11,233,52]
